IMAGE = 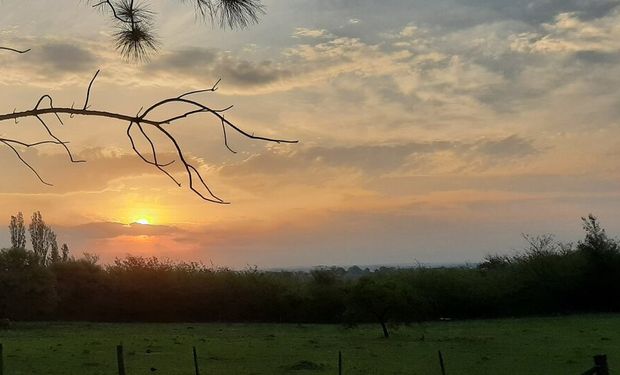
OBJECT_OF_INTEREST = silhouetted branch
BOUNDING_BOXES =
[0,140,53,186]
[91,0,130,24]
[221,117,237,154]
[83,70,101,110]
[0,71,297,203]
[0,47,31,54]
[178,78,221,99]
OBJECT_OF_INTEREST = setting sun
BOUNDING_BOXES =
[136,218,150,225]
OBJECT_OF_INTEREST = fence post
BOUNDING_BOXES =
[338,351,342,375]
[594,354,609,375]
[438,350,446,375]
[117,344,126,375]
[0,343,4,375]
[193,346,200,375]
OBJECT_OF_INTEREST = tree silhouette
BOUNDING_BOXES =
[29,211,53,265]
[61,244,70,262]
[9,212,27,250]
[49,232,61,264]
[346,277,406,338]
[0,1,297,203]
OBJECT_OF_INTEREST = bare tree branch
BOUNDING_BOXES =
[0,140,54,186]
[221,117,237,154]
[1,1,289,203]
[0,47,31,54]
[0,70,297,203]
[178,78,221,99]
[83,70,101,110]
[91,0,131,24]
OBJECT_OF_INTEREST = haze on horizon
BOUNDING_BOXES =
[0,0,619,268]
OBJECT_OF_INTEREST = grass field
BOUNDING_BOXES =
[1,314,619,374]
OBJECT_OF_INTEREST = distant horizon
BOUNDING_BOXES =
[0,212,613,268]
[264,261,480,272]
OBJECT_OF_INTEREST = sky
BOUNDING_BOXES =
[0,0,619,268]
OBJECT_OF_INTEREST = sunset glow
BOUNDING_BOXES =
[1,0,619,268]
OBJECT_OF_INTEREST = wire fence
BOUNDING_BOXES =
[0,342,611,374]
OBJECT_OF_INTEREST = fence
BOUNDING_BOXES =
[434,351,610,375]
[0,342,611,374]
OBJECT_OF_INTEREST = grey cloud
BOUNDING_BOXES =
[146,48,292,87]
[24,41,98,74]
[219,142,452,176]
[219,59,290,86]
[574,50,620,64]
[461,0,620,24]
[474,135,539,158]
[0,39,100,85]
[147,48,218,71]
[220,135,538,176]
[289,0,618,34]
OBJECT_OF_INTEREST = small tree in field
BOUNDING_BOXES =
[346,277,407,338]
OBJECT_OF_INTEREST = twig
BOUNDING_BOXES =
[0,47,31,54]
[83,70,101,110]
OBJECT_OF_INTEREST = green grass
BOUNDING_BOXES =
[1,314,619,374]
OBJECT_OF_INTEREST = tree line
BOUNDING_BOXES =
[1,213,619,338]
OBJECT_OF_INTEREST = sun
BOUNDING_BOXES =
[136,218,150,225]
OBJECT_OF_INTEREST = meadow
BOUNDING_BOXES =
[1,314,618,375]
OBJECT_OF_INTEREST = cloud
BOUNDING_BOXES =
[293,28,334,39]
[29,42,98,73]
[140,27,452,96]
[462,0,620,24]
[66,221,180,239]
[0,147,198,194]
[0,39,100,85]
[509,10,620,54]
[145,47,292,89]
[219,135,539,178]
[474,135,539,159]
[399,25,418,38]
[57,221,200,262]
[147,47,218,71]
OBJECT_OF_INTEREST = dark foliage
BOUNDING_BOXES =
[0,214,619,338]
